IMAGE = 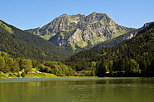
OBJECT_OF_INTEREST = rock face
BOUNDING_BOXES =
[26,12,133,51]
[93,22,154,49]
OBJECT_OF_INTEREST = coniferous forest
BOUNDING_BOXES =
[0,19,154,78]
[0,0,154,102]
[65,22,154,77]
[1,1,154,102]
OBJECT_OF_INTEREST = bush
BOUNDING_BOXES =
[21,72,26,77]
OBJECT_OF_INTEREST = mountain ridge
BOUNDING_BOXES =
[26,12,134,51]
[65,22,154,76]
[0,20,72,61]
[93,21,154,48]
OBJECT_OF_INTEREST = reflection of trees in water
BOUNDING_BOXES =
[0,78,154,102]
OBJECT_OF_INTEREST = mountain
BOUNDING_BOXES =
[93,22,150,48]
[65,22,154,76]
[26,12,134,51]
[0,20,72,61]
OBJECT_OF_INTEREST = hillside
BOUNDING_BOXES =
[93,23,150,48]
[65,22,154,76]
[0,51,76,78]
[0,20,72,61]
[26,12,134,51]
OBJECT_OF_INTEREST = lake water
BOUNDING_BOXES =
[0,77,154,102]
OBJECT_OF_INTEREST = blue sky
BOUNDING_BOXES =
[0,0,153,30]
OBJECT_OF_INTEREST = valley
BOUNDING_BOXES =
[0,13,154,78]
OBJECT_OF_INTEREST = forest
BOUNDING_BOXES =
[0,20,73,61]
[0,51,78,78]
[0,21,154,78]
[65,22,154,77]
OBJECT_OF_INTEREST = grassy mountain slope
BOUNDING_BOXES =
[65,22,154,76]
[93,23,151,48]
[0,20,72,61]
[26,12,134,51]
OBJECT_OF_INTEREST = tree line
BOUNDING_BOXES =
[65,22,154,77]
[0,51,77,77]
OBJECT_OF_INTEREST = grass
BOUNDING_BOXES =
[0,21,14,33]
[113,31,127,38]
[70,43,76,51]
[60,32,65,38]
[41,33,56,40]
[76,40,87,48]
[25,73,57,78]
[89,39,95,45]
[0,72,19,79]
[0,71,57,79]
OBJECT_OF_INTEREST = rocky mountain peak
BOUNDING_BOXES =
[26,12,134,52]
[142,22,154,29]
[59,14,68,17]
[86,12,110,20]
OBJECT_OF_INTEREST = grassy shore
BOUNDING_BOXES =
[0,71,57,79]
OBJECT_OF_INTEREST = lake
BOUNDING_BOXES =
[0,77,154,102]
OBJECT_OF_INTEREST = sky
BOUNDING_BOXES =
[0,0,154,30]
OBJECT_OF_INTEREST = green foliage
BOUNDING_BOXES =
[21,72,26,77]
[0,51,34,77]
[19,59,32,74]
[39,61,76,76]
[0,56,5,71]
[70,43,76,51]
[95,60,113,76]
[76,40,87,48]
[129,59,140,73]
[0,21,14,33]
[96,61,107,77]
[24,72,57,78]
[0,51,76,78]
[78,70,95,76]
[0,20,73,61]
[0,20,154,78]
[2,65,10,73]
[66,22,154,77]
[27,13,133,52]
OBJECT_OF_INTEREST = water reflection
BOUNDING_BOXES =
[0,77,154,102]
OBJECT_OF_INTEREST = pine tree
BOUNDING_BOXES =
[96,60,107,77]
